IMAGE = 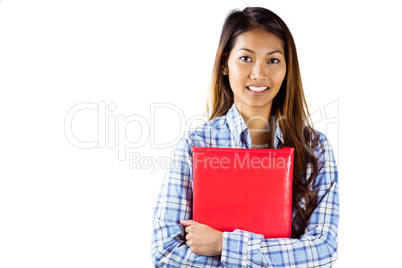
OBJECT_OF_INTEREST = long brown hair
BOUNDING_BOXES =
[206,7,323,239]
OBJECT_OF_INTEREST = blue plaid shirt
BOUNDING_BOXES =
[151,104,339,267]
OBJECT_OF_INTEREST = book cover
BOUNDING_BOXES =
[192,146,294,238]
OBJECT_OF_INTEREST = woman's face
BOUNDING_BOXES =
[222,28,286,113]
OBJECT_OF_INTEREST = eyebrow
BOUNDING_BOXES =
[238,48,284,55]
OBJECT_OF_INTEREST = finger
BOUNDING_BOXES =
[185,232,192,240]
[185,239,192,247]
[184,226,192,234]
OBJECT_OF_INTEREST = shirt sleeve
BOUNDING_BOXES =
[221,135,340,268]
[151,131,223,268]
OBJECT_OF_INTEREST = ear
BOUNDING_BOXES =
[221,65,228,76]
[221,52,229,75]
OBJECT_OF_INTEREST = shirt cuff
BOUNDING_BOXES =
[221,230,251,267]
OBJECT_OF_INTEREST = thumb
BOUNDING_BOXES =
[180,219,196,226]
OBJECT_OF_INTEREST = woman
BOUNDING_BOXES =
[152,7,339,267]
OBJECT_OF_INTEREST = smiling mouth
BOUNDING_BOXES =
[246,86,269,92]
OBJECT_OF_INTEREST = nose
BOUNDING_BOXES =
[250,61,267,81]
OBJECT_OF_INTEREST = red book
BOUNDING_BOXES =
[192,146,294,238]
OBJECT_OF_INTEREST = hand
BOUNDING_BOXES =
[180,220,223,256]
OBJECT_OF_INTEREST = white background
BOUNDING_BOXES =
[1,0,401,267]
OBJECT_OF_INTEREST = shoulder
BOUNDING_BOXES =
[312,129,331,152]
[174,114,228,153]
[313,129,333,145]
[184,114,231,147]
[310,129,336,160]
[191,114,228,134]
[172,115,229,165]
[309,129,338,184]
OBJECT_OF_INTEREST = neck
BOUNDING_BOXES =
[234,101,273,147]
[234,101,272,128]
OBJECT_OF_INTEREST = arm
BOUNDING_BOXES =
[151,132,222,267]
[221,136,339,267]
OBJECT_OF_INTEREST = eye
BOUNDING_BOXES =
[240,56,252,62]
[268,58,280,64]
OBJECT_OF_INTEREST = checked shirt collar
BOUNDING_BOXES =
[225,103,284,149]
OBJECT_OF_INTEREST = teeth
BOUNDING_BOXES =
[248,86,268,92]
